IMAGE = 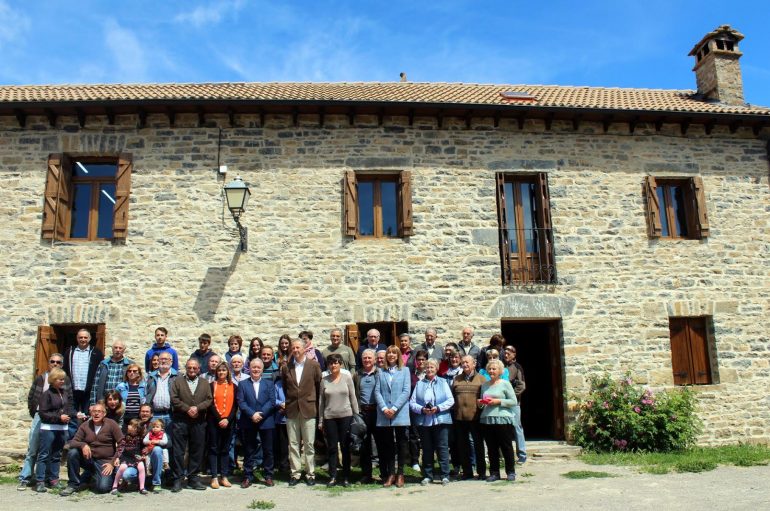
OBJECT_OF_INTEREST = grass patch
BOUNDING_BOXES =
[561,470,617,479]
[519,472,534,478]
[581,444,770,475]
[247,500,275,510]
[0,463,19,485]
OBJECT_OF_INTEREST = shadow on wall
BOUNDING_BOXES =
[193,250,241,321]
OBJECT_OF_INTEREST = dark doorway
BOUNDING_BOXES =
[35,323,105,376]
[501,320,564,440]
[344,321,408,354]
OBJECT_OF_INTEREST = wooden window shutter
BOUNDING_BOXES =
[690,177,709,239]
[35,325,58,376]
[495,173,512,285]
[687,318,712,384]
[669,318,691,385]
[113,153,132,240]
[534,172,555,282]
[345,323,360,354]
[343,171,358,236]
[643,176,662,238]
[42,154,72,240]
[95,323,107,353]
[398,170,414,236]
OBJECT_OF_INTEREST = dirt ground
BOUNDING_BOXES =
[4,458,769,511]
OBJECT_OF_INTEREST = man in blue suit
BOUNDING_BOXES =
[237,358,276,487]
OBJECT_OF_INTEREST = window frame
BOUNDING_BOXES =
[69,157,119,241]
[356,173,399,239]
[42,153,132,243]
[644,176,709,240]
[495,172,556,285]
[343,170,413,239]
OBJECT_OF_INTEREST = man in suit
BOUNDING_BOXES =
[280,339,321,486]
[63,329,103,417]
[418,328,444,362]
[237,358,276,487]
[169,358,212,492]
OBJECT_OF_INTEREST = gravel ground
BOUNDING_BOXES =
[4,458,769,511]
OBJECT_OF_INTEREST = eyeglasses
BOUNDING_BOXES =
[127,369,140,373]
[49,359,63,365]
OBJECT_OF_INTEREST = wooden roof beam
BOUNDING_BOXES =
[14,108,26,128]
[318,107,325,127]
[465,110,472,129]
[291,107,298,127]
[198,107,206,127]
[348,107,355,126]
[704,118,716,135]
[516,112,526,130]
[227,107,235,127]
[572,115,581,131]
[729,120,741,133]
[75,108,86,128]
[44,108,57,127]
[105,107,115,125]
[166,107,176,127]
[628,116,639,134]
[437,109,444,129]
[493,112,500,128]
[680,118,691,135]
[654,117,665,132]
[406,108,413,126]
[602,115,613,133]
[544,112,554,131]
[137,108,147,128]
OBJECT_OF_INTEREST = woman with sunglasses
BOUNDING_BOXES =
[35,367,75,492]
[116,364,147,428]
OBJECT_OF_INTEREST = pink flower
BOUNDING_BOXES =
[602,401,609,409]
[634,406,641,413]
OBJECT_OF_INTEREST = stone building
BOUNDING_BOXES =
[0,25,768,457]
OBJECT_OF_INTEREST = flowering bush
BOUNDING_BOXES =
[571,374,701,452]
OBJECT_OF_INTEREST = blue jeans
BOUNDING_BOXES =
[19,414,41,483]
[36,429,66,483]
[419,424,450,480]
[513,405,526,456]
[66,448,115,493]
[148,446,164,485]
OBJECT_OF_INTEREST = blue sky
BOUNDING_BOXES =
[2,0,769,106]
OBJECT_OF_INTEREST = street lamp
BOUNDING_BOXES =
[223,175,251,252]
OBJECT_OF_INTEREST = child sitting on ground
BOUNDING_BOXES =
[112,419,148,495]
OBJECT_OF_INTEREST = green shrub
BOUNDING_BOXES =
[571,373,701,452]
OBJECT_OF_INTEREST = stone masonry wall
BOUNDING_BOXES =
[0,112,768,455]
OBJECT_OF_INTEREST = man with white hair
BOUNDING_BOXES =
[418,328,444,362]
[89,340,132,406]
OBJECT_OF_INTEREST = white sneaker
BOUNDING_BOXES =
[412,464,420,471]
[441,478,450,486]
[420,477,431,486]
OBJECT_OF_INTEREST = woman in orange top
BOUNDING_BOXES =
[208,362,237,488]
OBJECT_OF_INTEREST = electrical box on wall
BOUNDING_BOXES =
[219,165,228,175]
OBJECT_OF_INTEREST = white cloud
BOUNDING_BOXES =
[104,19,148,82]
[0,0,31,48]
[174,0,245,28]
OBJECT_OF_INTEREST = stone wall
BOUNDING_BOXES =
[0,112,768,454]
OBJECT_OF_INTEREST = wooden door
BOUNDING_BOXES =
[35,326,58,376]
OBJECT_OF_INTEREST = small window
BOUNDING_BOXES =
[669,317,714,385]
[42,153,132,241]
[643,176,709,239]
[343,171,413,238]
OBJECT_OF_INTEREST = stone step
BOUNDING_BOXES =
[526,440,583,459]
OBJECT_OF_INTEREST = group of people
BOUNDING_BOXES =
[19,325,527,495]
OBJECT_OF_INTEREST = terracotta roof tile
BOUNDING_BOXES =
[1,82,769,115]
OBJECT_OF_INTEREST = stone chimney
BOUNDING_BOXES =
[689,25,745,105]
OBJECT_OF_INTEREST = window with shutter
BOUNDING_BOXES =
[35,325,58,377]
[668,316,714,385]
[644,176,708,240]
[343,170,413,238]
[495,173,556,284]
[41,153,132,242]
